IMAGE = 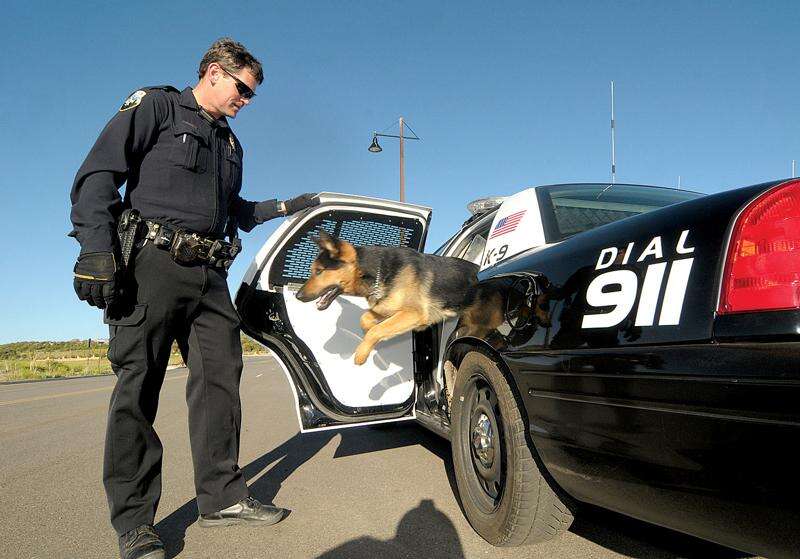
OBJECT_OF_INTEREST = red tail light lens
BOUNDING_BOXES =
[718,180,800,314]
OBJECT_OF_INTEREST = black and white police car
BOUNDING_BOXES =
[235,180,800,558]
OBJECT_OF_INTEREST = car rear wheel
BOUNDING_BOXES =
[450,351,573,546]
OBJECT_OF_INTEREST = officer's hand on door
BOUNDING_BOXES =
[73,252,118,309]
[281,193,320,215]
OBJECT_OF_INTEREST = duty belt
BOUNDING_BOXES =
[143,220,241,269]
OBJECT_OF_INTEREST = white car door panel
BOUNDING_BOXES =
[282,292,415,408]
[236,193,431,432]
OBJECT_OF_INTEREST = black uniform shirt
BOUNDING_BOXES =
[70,86,278,254]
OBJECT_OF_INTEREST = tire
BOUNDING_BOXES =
[450,351,573,546]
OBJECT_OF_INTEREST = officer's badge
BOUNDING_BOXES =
[119,90,147,112]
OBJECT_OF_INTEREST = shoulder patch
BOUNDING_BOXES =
[119,90,147,112]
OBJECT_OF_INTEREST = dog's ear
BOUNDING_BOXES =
[314,229,341,258]
[314,230,356,263]
[337,238,357,264]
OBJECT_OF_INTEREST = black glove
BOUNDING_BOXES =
[73,252,117,309]
[281,193,320,215]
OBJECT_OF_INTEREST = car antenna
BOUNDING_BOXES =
[611,80,616,186]
[598,81,616,200]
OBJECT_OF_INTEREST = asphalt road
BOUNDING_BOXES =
[0,356,759,559]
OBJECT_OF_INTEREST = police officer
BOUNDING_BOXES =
[69,38,317,559]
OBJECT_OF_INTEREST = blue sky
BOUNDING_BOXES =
[2,1,799,343]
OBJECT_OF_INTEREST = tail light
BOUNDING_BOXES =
[718,179,800,314]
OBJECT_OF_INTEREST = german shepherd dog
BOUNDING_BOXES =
[295,231,504,365]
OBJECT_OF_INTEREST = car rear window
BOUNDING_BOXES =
[538,184,702,242]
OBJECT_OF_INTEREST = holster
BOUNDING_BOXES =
[116,209,142,269]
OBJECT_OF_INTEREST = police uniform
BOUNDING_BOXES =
[69,86,286,536]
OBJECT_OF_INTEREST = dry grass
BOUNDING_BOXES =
[0,335,267,383]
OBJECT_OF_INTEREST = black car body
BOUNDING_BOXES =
[235,182,800,557]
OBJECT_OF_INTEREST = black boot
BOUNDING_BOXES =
[118,524,165,559]
[198,496,290,528]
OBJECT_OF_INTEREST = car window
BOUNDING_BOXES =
[538,184,703,242]
[460,234,487,264]
[433,231,460,255]
[435,209,498,256]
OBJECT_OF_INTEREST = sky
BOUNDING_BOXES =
[1,0,799,343]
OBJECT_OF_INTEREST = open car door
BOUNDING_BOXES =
[235,193,431,432]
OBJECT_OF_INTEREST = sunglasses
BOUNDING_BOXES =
[220,66,256,100]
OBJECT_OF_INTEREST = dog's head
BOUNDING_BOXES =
[295,230,359,310]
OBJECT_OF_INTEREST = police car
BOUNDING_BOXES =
[235,181,800,557]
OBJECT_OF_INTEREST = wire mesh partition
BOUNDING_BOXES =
[268,210,425,287]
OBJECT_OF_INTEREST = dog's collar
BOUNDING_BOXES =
[369,266,383,301]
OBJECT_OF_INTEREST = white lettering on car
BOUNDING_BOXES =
[482,244,509,267]
[582,270,639,328]
[676,229,695,254]
[582,230,695,329]
[659,258,694,325]
[621,241,634,265]
[596,247,618,270]
[637,236,663,262]
[634,262,667,326]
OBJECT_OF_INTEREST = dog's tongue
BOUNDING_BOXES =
[316,286,342,310]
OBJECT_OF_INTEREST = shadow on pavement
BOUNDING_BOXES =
[409,424,754,559]
[314,498,464,559]
[156,423,440,558]
[333,425,754,559]
[156,421,751,559]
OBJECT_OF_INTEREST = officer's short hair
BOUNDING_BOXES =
[199,38,264,84]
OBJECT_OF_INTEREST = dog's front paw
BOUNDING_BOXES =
[353,344,371,365]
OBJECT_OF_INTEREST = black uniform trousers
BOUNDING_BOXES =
[104,241,248,536]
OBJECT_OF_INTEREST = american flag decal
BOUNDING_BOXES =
[489,210,526,239]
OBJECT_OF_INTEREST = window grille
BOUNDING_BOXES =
[269,210,425,286]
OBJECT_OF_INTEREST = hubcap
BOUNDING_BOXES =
[471,413,495,467]
[463,378,505,503]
